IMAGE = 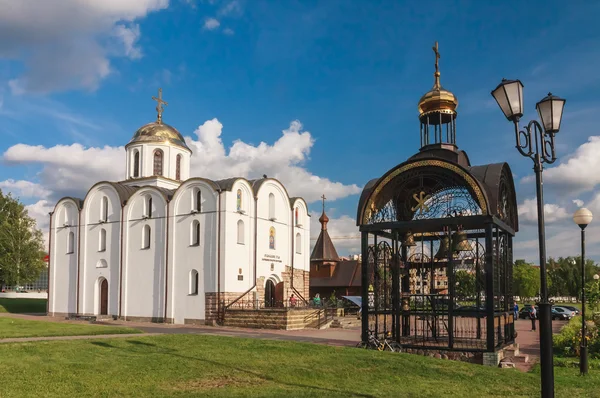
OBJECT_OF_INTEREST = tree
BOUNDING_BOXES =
[0,190,46,287]
[455,270,475,299]
[548,256,599,298]
[513,259,540,299]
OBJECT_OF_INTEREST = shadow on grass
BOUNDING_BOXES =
[0,298,47,314]
[90,339,375,397]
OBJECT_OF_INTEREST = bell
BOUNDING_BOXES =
[403,231,417,247]
[434,236,451,260]
[452,230,471,252]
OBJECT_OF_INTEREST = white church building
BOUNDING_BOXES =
[48,90,311,324]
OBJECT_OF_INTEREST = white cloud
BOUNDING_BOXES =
[2,119,361,246]
[25,199,54,248]
[223,28,235,35]
[0,180,50,199]
[523,136,600,194]
[573,199,584,208]
[0,0,168,93]
[218,0,242,16]
[203,18,221,30]
[518,198,569,224]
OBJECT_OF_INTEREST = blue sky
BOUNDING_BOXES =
[1,0,600,261]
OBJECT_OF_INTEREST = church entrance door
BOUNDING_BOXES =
[100,279,108,315]
[275,282,284,307]
[265,280,276,307]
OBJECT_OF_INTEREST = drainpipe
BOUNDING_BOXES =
[217,189,222,322]
[75,208,82,315]
[118,204,125,318]
[164,202,170,322]
[47,212,53,315]
[226,193,258,309]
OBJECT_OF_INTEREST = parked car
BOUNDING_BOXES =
[556,305,579,315]
[552,306,575,320]
[551,307,570,320]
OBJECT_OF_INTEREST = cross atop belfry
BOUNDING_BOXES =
[433,41,440,74]
[152,88,168,124]
[321,194,326,212]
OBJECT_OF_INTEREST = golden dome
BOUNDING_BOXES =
[418,42,458,121]
[126,122,192,153]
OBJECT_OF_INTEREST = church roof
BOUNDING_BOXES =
[126,122,191,153]
[310,206,339,262]
[310,260,361,288]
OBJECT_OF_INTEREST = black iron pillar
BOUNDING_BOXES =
[579,225,588,375]
[484,223,495,352]
[360,231,369,342]
[533,155,555,397]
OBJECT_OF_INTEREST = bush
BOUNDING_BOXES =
[553,316,600,358]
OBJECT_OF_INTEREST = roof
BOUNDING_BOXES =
[311,260,361,288]
[126,122,191,153]
[310,228,340,262]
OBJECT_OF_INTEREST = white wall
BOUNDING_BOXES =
[80,185,121,316]
[291,199,310,273]
[123,188,167,319]
[49,200,79,315]
[168,180,218,323]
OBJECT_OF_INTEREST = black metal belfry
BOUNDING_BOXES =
[357,42,519,354]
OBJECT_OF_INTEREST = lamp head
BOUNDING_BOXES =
[491,78,524,122]
[536,92,566,134]
[573,207,593,229]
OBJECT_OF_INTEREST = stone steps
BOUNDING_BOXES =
[331,317,362,329]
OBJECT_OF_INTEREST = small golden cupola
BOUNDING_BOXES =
[417,42,459,149]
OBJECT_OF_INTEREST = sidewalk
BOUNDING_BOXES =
[514,318,566,371]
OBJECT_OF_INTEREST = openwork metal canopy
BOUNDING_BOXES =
[356,43,519,353]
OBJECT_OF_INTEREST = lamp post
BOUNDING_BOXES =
[573,208,593,375]
[491,79,565,398]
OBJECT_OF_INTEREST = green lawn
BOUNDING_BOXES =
[0,317,141,339]
[0,334,597,397]
[0,298,47,313]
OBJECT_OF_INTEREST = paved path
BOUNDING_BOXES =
[513,318,566,371]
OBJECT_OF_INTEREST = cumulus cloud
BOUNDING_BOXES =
[518,198,569,225]
[203,18,221,30]
[0,0,168,93]
[1,119,361,245]
[523,136,600,195]
[573,199,584,208]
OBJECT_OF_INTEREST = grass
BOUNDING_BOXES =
[0,298,47,313]
[0,334,598,397]
[0,317,142,339]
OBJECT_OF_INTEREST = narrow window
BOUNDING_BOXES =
[176,154,182,180]
[67,231,74,254]
[190,270,199,295]
[101,196,108,222]
[146,196,153,218]
[153,149,163,176]
[195,189,202,212]
[295,233,301,254]
[191,220,200,246]
[237,220,244,244]
[236,189,242,212]
[295,207,299,226]
[269,227,275,250]
[142,225,151,249]
[268,193,275,220]
[133,150,140,177]
[99,228,106,252]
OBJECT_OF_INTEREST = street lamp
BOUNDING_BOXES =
[491,79,566,398]
[573,208,593,375]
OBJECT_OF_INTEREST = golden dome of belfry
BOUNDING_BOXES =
[125,88,192,153]
[417,42,458,123]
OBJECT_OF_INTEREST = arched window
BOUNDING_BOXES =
[101,196,108,222]
[67,231,74,254]
[142,225,151,249]
[133,150,140,178]
[146,196,153,218]
[153,149,163,176]
[236,189,242,212]
[237,220,244,244]
[99,228,106,252]
[175,154,182,181]
[191,220,200,246]
[268,193,275,220]
[195,189,202,212]
[295,233,301,254]
[189,269,199,295]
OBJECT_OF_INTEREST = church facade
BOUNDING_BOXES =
[47,91,311,324]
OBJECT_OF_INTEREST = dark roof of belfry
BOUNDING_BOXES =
[310,228,340,262]
[310,260,362,288]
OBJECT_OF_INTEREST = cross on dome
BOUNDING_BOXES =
[152,88,168,124]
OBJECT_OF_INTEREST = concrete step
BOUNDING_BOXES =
[510,354,529,363]
[504,347,520,356]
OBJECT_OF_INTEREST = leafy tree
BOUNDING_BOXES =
[0,190,46,287]
[513,259,540,299]
[548,256,599,298]
[455,270,475,299]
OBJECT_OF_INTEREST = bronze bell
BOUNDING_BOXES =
[452,230,471,252]
[434,236,451,260]
[403,231,417,247]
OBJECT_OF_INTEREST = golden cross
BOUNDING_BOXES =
[411,191,431,215]
[432,41,440,74]
[152,88,168,124]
